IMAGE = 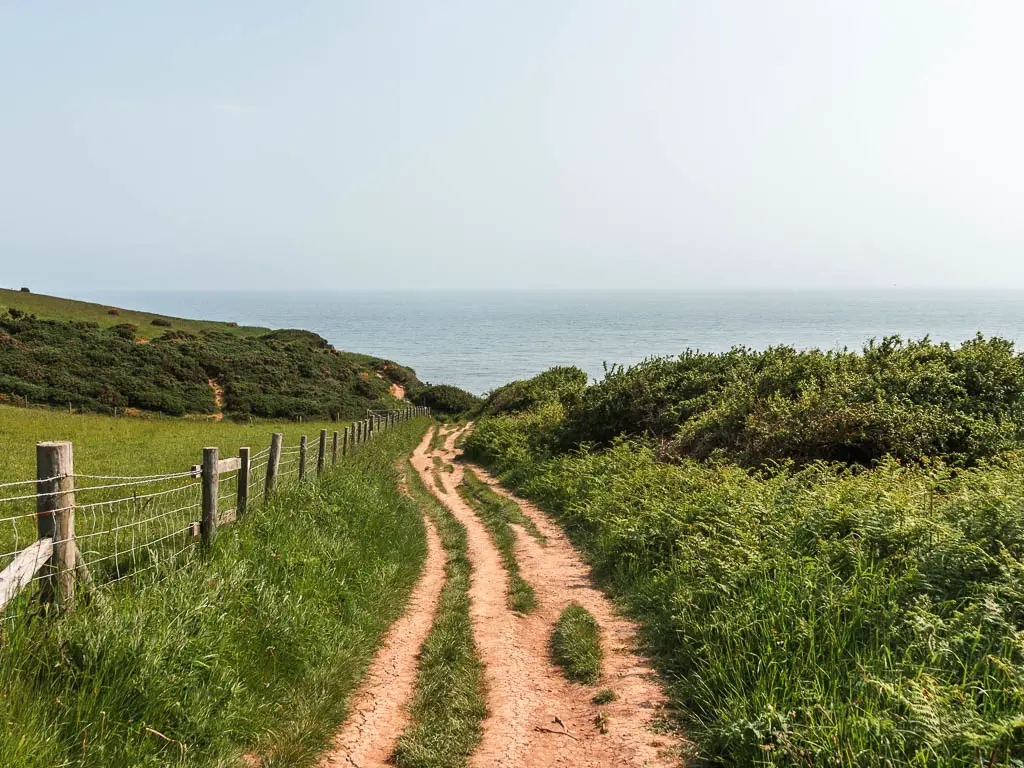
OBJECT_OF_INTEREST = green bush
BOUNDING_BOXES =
[411,384,481,416]
[511,336,1024,467]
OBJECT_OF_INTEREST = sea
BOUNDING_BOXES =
[84,290,1024,395]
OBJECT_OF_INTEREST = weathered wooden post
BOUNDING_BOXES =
[237,447,250,517]
[343,426,349,456]
[266,432,283,496]
[332,430,339,466]
[299,435,308,482]
[201,447,218,547]
[318,429,327,477]
[36,441,77,608]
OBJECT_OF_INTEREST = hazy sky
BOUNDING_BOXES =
[3,1,1024,293]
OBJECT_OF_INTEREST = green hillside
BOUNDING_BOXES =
[0,291,422,421]
[0,287,266,340]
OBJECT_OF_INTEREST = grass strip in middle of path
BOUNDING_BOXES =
[461,468,546,544]
[392,460,486,768]
[551,604,603,685]
[457,468,538,614]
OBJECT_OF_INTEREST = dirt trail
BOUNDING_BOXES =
[208,378,226,422]
[412,425,685,768]
[315,501,447,767]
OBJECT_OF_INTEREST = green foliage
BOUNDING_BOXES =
[0,419,432,767]
[411,384,481,416]
[150,317,172,327]
[551,604,603,685]
[495,336,1024,468]
[592,689,616,705]
[392,460,486,768]
[467,414,1024,766]
[478,366,587,417]
[0,310,419,421]
[457,469,536,614]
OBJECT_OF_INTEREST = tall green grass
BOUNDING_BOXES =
[392,460,486,768]
[457,469,536,614]
[468,410,1024,767]
[0,417,432,767]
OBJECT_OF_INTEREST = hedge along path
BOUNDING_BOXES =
[315,477,448,768]
[414,425,686,768]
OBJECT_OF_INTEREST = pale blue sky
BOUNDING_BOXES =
[3,1,1024,292]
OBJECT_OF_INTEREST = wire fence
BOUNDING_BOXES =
[0,406,430,622]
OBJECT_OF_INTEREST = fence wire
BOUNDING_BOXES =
[0,415,420,621]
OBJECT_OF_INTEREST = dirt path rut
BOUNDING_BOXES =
[316,504,447,767]
[412,425,685,768]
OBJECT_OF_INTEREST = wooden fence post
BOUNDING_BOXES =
[266,432,283,496]
[318,429,327,476]
[201,447,218,547]
[343,426,349,456]
[332,431,339,466]
[299,435,308,482]
[237,447,250,517]
[36,441,77,608]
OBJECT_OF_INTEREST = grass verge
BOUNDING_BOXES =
[0,418,431,767]
[392,460,486,768]
[551,604,603,685]
[457,470,536,614]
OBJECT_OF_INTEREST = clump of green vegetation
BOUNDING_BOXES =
[551,604,603,685]
[392,461,486,768]
[0,416,432,767]
[475,336,1024,468]
[468,407,1024,765]
[478,366,587,417]
[592,689,616,705]
[0,309,418,420]
[457,469,536,613]
[411,384,481,417]
[150,317,172,327]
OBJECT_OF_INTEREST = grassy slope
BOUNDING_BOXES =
[0,412,432,767]
[0,288,268,340]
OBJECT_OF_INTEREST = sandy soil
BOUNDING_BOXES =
[208,378,226,422]
[390,382,406,400]
[315,503,447,767]
[410,425,687,768]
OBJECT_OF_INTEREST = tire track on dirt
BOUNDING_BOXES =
[415,425,686,768]
[316,483,447,768]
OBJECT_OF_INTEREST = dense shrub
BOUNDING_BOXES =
[0,311,421,421]
[150,317,172,327]
[478,366,587,417]
[542,336,1024,467]
[411,384,481,415]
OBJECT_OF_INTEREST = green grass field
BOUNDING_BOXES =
[0,288,267,340]
[0,406,431,767]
